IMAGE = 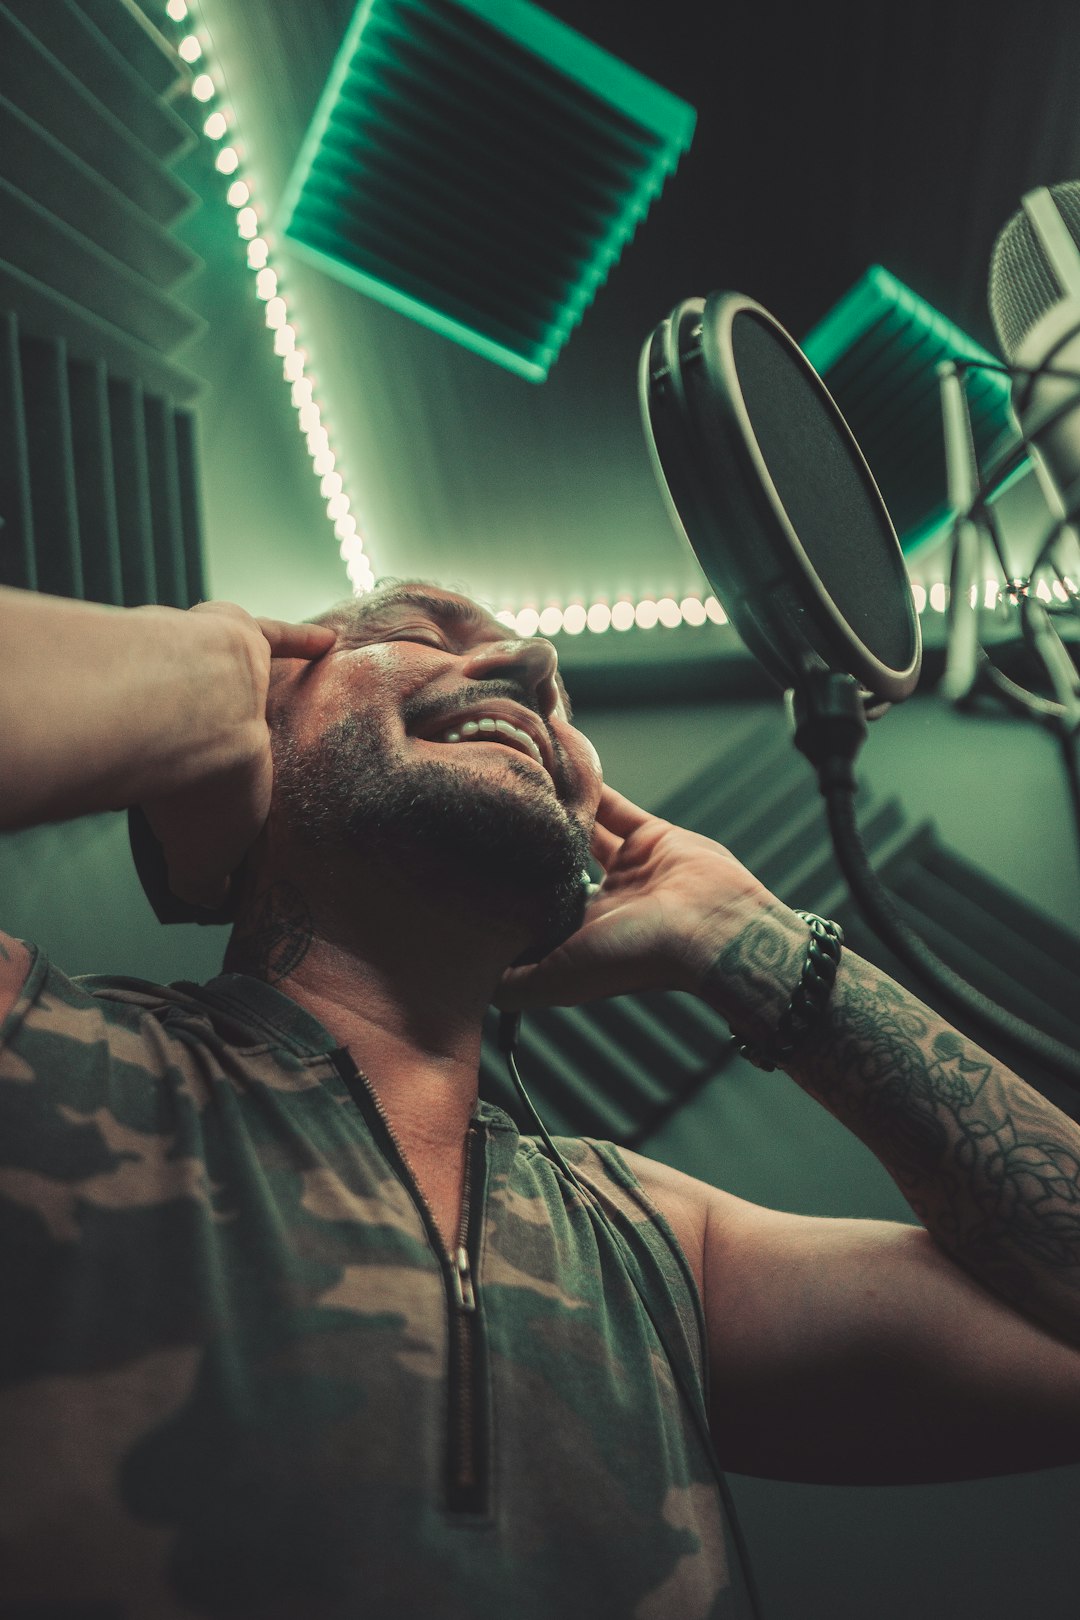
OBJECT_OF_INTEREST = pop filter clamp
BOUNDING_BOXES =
[640,292,1080,1088]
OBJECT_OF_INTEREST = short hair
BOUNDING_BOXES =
[305,575,499,638]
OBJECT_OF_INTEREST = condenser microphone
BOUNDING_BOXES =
[639,292,922,713]
[988,181,1080,537]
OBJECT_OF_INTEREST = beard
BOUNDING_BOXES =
[270,711,593,956]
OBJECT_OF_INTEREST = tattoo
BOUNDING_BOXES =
[703,905,804,1031]
[797,954,1080,1321]
[226,881,314,984]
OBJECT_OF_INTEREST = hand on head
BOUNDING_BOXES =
[495,782,776,1010]
[141,605,336,913]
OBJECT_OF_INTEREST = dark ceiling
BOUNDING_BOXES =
[187,0,1080,630]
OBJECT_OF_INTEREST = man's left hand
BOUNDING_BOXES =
[495,784,789,1009]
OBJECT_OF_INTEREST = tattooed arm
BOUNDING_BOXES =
[675,899,1080,1481]
[703,901,1080,1350]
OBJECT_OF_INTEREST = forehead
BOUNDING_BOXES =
[344,586,506,639]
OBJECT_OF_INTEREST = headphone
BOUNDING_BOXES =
[127,804,241,925]
[128,816,602,940]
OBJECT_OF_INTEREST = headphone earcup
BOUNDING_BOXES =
[509,868,594,967]
[127,805,239,926]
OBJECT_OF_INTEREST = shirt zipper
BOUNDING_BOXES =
[329,1050,489,1516]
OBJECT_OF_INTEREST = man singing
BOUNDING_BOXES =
[2,578,1078,1617]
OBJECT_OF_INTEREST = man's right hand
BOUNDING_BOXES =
[138,603,336,912]
[0,587,335,896]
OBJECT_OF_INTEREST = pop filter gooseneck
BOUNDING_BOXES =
[640,291,1080,1089]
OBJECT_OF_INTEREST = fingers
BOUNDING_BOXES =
[494,960,579,1012]
[257,618,337,660]
[589,784,660,870]
[189,601,336,663]
[594,783,659,838]
[590,820,622,870]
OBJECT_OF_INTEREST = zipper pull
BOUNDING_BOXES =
[452,1245,476,1313]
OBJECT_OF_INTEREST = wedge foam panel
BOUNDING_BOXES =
[278,0,695,381]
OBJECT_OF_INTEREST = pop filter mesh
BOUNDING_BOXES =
[730,311,914,675]
[989,179,1080,361]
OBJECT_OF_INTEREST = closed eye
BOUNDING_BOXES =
[386,630,446,649]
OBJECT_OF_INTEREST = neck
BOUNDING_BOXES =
[223,853,530,1159]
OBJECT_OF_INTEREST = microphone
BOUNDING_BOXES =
[989,182,1080,544]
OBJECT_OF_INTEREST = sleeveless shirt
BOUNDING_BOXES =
[0,946,750,1618]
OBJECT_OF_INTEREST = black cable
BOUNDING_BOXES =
[1058,726,1080,873]
[790,671,1080,1088]
[821,781,1080,1087]
[496,1012,767,1620]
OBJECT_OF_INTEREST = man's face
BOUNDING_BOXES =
[267,585,604,953]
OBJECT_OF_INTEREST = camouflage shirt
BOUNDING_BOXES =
[0,946,749,1618]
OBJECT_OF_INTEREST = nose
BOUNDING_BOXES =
[460,635,562,719]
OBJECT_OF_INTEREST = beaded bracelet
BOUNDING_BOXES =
[729,910,844,1071]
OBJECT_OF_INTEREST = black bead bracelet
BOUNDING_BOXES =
[730,910,844,1071]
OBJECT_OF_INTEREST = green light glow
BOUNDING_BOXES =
[802,265,1023,553]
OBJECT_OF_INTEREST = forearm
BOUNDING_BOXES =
[700,899,1080,1346]
[0,587,261,830]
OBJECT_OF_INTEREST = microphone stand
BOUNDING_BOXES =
[937,361,985,705]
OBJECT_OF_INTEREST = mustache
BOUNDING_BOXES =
[402,681,569,798]
[402,680,544,730]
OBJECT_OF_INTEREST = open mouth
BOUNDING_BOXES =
[418,715,549,772]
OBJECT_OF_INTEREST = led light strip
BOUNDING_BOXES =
[494,577,1079,638]
[163,0,376,595]
[493,595,727,636]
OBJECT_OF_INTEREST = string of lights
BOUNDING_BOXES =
[162,0,376,596]
[491,577,1079,639]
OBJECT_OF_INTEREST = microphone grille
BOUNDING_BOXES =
[988,179,1080,361]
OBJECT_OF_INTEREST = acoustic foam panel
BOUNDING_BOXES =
[802,265,1019,554]
[0,0,207,606]
[277,0,695,381]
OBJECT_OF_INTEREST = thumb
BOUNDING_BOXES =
[494,947,588,1011]
[492,961,544,1012]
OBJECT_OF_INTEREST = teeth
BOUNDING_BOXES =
[435,715,545,766]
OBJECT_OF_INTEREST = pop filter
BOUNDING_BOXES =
[640,292,922,709]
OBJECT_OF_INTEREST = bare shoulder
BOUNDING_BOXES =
[0,931,32,1029]
[613,1144,716,1298]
